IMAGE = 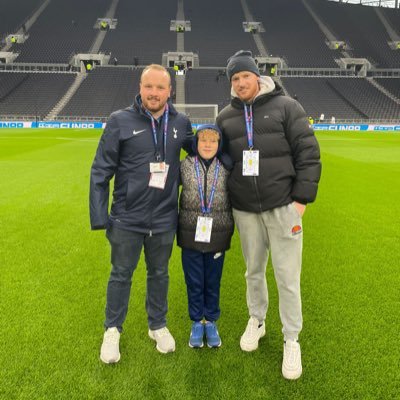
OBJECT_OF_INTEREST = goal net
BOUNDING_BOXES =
[173,104,218,125]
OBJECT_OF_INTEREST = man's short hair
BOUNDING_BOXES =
[141,64,171,85]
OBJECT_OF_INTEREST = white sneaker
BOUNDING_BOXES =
[240,316,266,352]
[100,327,121,364]
[282,340,302,380]
[148,327,176,353]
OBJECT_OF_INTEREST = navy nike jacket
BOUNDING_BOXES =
[90,95,193,233]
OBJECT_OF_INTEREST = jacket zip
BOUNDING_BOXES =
[250,107,262,213]
[200,160,209,215]
[148,114,162,236]
[253,176,263,213]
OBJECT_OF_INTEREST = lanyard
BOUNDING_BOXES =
[145,103,169,162]
[194,157,220,215]
[244,104,254,149]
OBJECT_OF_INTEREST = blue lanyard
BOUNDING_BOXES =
[194,157,220,215]
[145,104,169,162]
[244,104,254,149]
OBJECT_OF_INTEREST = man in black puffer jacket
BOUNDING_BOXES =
[216,50,321,380]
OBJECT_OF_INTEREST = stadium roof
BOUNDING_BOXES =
[329,0,399,7]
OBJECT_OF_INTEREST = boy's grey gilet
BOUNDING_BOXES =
[177,156,234,253]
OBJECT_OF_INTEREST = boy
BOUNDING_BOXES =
[177,125,234,348]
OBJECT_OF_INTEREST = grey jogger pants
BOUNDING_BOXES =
[233,204,303,341]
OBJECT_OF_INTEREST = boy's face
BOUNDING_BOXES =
[197,130,219,160]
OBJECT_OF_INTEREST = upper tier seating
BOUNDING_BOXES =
[308,0,400,68]
[11,0,110,63]
[247,0,341,68]
[100,0,176,65]
[0,0,42,38]
[184,0,258,66]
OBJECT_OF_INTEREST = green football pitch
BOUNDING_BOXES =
[0,128,399,399]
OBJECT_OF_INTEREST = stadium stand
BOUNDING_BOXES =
[308,0,400,68]
[375,78,400,99]
[0,0,399,123]
[281,77,365,120]
[0,73,75,118]
[184,0,258,66]
[283,77,400,120]
[10,0,110,63]
[381,6,400,32]
[327,78,400,119]
[99,0,176,65]
[247,0,341,68]
[59,67,142,118]
[0,73,29,100]
[59,67,178,119]
[0,0,43,39]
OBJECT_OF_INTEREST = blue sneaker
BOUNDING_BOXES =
[189,322,204,348]
[205,321,221,348]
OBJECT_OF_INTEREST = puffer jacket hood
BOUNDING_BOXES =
[192,124,224,157]
[230,75,277,100]
[193,124,233,170]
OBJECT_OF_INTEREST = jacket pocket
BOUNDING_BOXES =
[125,176,148,210]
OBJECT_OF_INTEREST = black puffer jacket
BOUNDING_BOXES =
[177,129,234,253]
[216,77,321,213]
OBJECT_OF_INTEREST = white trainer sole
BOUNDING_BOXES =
[148,330,176,353]
[240,325,266,352]
[282,365,302,380]
[100,352,121,364]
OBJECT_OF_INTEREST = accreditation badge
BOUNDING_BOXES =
[195,216,213,243]
[243,150,259,176]
[149,164,169,189]
[149,162,166,173]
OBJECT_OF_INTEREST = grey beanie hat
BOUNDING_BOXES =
[226,50,260,81]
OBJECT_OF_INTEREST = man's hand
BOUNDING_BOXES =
[293,201,306,217]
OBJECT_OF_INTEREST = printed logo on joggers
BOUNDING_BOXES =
[291,225,302,235]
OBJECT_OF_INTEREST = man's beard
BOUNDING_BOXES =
[142,96,166,113]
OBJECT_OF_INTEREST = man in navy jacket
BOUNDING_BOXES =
[90,64,193,363]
